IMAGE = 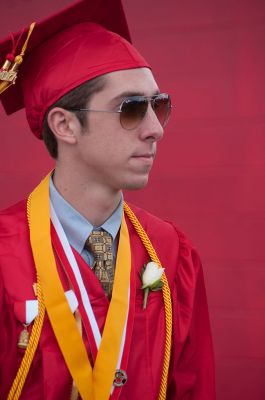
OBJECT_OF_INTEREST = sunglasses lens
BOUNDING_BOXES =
[120,97,148,130]
[152,94,171,127]
[119,94,171,130]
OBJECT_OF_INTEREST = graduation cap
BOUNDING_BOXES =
[0,0,150,138]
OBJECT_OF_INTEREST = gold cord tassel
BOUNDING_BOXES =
[0,22,36,95]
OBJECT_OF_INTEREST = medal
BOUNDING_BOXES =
[17,324,30,349]
[113,369,127,387]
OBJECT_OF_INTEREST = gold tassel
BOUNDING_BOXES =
[0,22,36,95]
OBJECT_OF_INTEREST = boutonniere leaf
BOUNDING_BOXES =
[141,262,164,309]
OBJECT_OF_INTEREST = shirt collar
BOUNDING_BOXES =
[49,177,123,254]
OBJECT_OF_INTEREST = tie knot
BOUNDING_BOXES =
[85,230,112,262]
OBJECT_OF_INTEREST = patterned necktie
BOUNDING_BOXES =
[85,230,114,298]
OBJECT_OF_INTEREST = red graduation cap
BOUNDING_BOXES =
[0,0,150,138]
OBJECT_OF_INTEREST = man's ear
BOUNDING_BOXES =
[47,107,79,144]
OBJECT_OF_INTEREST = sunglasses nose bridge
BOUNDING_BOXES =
[140,102,164,141]
[149,97,156,110]
[147,98,162,126]
[136,98,151,124]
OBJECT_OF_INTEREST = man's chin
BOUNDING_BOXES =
[123,176,149,191]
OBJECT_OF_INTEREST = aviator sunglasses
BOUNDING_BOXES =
[69,93,172,130]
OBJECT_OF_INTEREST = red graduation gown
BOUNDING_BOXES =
[0,200,215,400]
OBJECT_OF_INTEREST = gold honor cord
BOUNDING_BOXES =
[8,173,172,400]
[123,203,173,400]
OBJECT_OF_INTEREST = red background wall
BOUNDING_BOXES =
[1,1,265,399]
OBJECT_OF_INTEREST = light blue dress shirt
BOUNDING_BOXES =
[49,177,123,267]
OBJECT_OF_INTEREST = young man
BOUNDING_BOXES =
[0,1,215,399]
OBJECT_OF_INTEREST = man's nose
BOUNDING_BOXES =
[139,105,164,141]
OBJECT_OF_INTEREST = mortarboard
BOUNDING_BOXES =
[0,0,150,138]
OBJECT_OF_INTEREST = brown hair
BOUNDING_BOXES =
[42,76,106,158]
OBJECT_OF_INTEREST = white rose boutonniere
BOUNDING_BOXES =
[141,261,164,309]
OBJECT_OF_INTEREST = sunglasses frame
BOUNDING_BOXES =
[68,92,171,130]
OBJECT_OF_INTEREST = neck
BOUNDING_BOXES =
[52,167,122,227]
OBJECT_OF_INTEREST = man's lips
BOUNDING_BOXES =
[130,153,155,167]
[131,153,155,159]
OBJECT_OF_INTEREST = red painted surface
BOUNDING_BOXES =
[1,1,265,399]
